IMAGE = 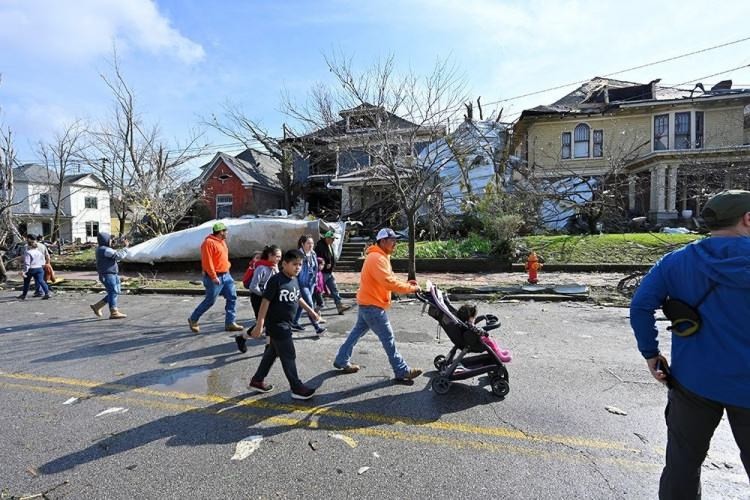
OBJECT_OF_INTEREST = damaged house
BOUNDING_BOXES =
[512,76,750,228]
[281,103,442,228]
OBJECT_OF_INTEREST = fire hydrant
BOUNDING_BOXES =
[525,251,542,284]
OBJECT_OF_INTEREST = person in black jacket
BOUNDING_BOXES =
[314,230,351,315]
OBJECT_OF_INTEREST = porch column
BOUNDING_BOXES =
[655,166,666,212]
[628,176,636,212]
[649,168,657,212]
[667,165,678,213]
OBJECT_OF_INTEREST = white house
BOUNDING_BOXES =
[12,164,111,243]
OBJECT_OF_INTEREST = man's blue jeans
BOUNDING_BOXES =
[100,273,121,308]
[334,305,409,378]
[322,272,342,305]
[22,267,49,297]
[190,273,237,325]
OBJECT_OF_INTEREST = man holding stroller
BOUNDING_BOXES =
[314,230,351,315]
[630,190,750,499]
[333,228,423,384]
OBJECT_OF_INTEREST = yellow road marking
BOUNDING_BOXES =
[0,380,659,472]
[0,371,638,452]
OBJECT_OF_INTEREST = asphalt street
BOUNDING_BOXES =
[0,289,746,499]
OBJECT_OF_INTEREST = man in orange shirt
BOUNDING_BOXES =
[188,222,243,333]
[333,228,423,384]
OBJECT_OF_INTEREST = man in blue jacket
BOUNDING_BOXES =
[90,232,129,319]
[630,190,750,499]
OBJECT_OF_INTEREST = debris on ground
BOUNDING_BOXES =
[95,407,128,417]
[357,466,370,475]
[329,432,357,448]
[605,406,627,416]
[231,435,263,461]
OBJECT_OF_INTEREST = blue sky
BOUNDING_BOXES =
[1,0,749,168]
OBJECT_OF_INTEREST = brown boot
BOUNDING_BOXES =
[90,299,107,318]
[224,323,244,332]
[188,319,200,333]
[109,308,127,319]
[336,303,352,315]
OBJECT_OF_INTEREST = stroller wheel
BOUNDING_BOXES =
[490,377,510,398]
[431,375,451,395]
[433,355,447,370]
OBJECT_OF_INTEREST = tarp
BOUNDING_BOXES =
[123,218,345,264]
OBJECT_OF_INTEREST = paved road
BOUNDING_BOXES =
[0,290,746,499]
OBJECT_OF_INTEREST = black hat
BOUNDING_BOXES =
[701,190,750,228]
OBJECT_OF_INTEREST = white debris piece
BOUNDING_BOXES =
[123,218,344,263]
[95,407,129,417]
[62,397,79,405]
[605,406,628,416]
[357,466,370,475]
[329,433,358,448]
[231,435,263,461]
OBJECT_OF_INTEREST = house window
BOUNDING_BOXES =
[84,196,98,209]
[216,194,233,218]
[85,221,99,237]
[573,124,590,158]
[675,112,691,150]
[593,129,603,157]
[654,114,669,150]
[695,111,704,149]
[561,132,571,159]
[338,149,370,174]
[39,193,50,209]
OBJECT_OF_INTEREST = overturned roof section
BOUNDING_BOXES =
[519,76,750,119]
[198,149,282,190]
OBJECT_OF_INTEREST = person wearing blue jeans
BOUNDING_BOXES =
[90,232,129,319]
[333,228,423,384]
[188,222,243,333]
[190,272,237,326]
[291,234,326,335]
[18,237,50,300]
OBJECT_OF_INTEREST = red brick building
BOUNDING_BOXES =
[196,149,285,218]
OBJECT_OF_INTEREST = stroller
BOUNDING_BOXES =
[416,281,512,397]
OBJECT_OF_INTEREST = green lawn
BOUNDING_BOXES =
[392,233,702,264]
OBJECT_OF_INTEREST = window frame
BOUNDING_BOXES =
[653,114,670,151]
[85,221,99,238]
[561,132,572,159]
[674,111,691,150]
[592,129,604,158]
[39,193,50,209]
[84,196,98,209]
[573,123,590,158]
[695,111,704,149]
[216,194,233,218]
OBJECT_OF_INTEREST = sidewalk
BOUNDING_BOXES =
[58,269,628,289]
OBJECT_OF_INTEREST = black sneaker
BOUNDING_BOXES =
[32,293,42,297]
[16,295,26,301]
[42,295,50,300]
[235,335,247,353]
[290,323,305,332]
[249,379,274,393]
[291,384,315,400]
[315,326,327,336]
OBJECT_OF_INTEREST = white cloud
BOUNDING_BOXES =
[0,0,204,64]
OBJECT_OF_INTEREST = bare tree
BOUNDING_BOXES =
[86,49,207,238]
[282,53,468,279]
[0,126,23,243]
[36,120,88,241]
[206,103,297,210]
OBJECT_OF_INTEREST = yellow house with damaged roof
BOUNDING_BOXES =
[513,77,750,224]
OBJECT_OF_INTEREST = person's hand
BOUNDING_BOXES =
[20,271,26,279]
[213,277,221,285]
[250,325,262,338]
[647,355,669,386]
[311,311,320,322]
[122,238,130,247]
